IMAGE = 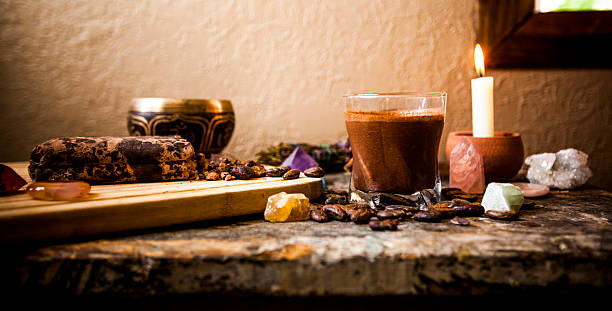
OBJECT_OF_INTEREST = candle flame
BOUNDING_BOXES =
[474,44,485,77]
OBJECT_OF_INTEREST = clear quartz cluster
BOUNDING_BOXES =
[264,192,311,222]
[524,148,592,189]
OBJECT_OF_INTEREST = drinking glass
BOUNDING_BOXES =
[344,92,447,206]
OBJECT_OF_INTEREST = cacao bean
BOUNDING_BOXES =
[282,169,300,180]
[323,204,348,221]
[230,165,255,180]
[325,194,347,205]
[266,166,291,177]
[369,219,399,231]
[452,203,484,217]
[310,208,330,222]
[453,194,479,202]
[413,211,442,222]
[450,198,472,207]
[386,204,419,214]
[304,166,325,178]
[345,206,372,224]
[450,216,470,226]
[376,209,407,220]
[485,210,519,220]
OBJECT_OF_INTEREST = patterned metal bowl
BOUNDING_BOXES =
[128,98,235,155]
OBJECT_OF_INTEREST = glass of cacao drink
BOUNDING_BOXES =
[344,92,446,205]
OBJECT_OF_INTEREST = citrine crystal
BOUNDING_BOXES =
[264,192,310,222]
[26,181,91,201]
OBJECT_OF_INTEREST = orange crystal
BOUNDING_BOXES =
[26,181,91,201]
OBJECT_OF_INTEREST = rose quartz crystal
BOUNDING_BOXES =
[449,138,485,194]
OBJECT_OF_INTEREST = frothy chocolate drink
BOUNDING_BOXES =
[345,110,444,194]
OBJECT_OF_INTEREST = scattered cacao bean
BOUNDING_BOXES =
[282,169,300,180]
[450,198,472,207]
[425,206,456,218]
[376,208,407,220]
[485,210,519,220]
[327,189,349,196]
[345,206,372,224]
[230,165,255,180]
[324,194,347,205]
[430,201,452,208]
[521,201,543,209]
[452,203,484,217]
[368,219,399,231]
[453,194,479,202]
[310,208,330,223]
[323,204,348,221]
[450,216,470,226]
[304,166,325,178]
[386,204,419,214]
[266,166,291,177]
[413,211,442,222]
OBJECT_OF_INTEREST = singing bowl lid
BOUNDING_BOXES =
[130,98,233,113]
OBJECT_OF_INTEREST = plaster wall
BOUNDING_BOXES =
[1,0,610,188]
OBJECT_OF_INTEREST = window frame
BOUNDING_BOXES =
[478,0,612,68]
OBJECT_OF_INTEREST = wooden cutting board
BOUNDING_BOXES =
[0,162,323,242]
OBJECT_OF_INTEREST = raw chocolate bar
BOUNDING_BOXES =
[29,136,197,184]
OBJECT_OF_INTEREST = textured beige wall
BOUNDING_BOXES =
[1,0,610,188]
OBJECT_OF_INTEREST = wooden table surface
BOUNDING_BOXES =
[2,172,611,304]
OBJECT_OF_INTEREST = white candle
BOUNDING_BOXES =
[471,44,494,138]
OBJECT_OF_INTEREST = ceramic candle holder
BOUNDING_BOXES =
[445,131,524,183]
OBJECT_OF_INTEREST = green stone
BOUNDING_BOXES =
[481,183,524,213]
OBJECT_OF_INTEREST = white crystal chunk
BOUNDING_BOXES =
[481,183,524,213]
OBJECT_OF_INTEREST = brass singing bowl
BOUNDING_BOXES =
[127,98,235,155]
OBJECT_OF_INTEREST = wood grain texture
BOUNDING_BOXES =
[2,177,610,298]
[0,162,323,242]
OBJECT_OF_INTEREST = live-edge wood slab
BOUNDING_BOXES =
[0,162,323,242]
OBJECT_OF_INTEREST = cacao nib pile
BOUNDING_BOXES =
[310,187,492,231]
[196,153,325,181]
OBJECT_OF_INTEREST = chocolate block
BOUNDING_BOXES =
[29,136,197,184]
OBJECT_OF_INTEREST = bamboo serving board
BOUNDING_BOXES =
[0,162,323,242]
